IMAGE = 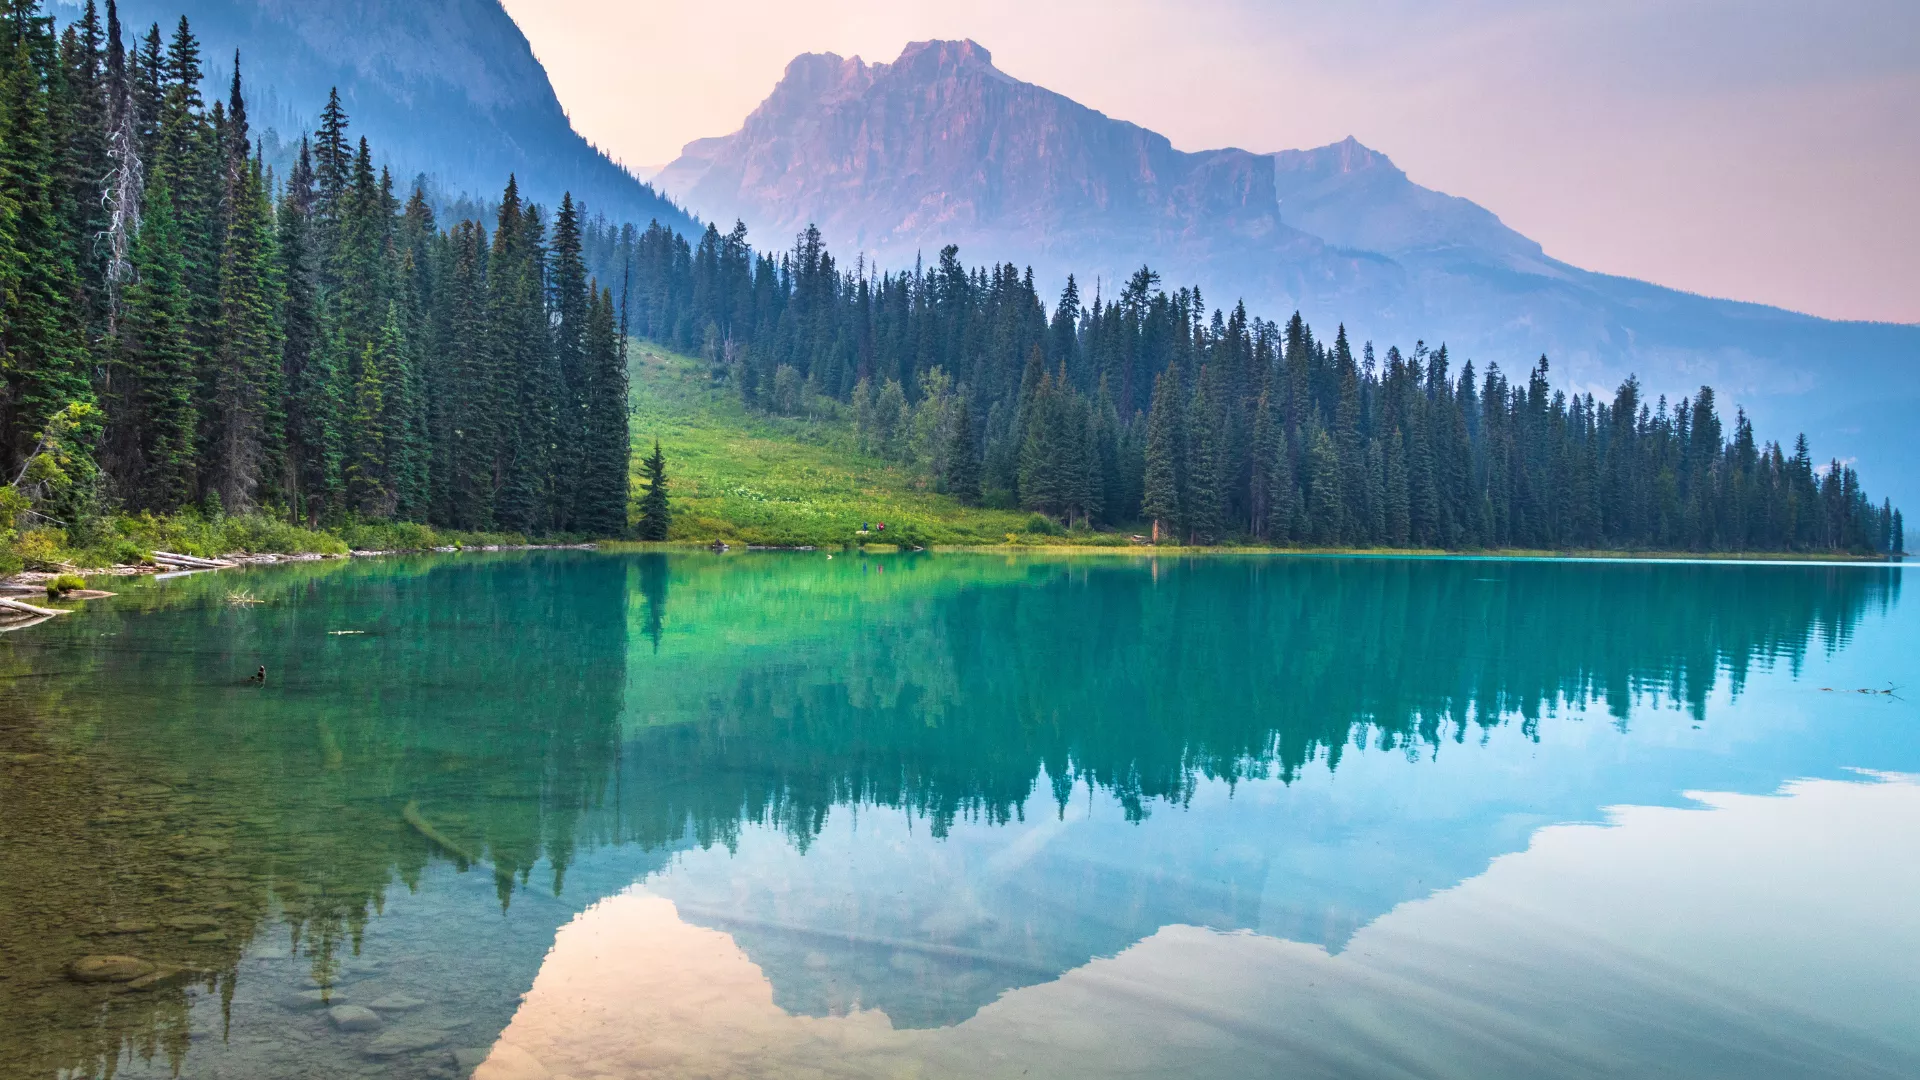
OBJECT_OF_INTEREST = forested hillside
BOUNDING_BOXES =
[0,1,1901,562]
[0,1,628,566]
[589,221,1903,555]
[656,40,1920,522]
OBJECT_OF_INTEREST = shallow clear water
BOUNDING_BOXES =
[1,551,1915,1080]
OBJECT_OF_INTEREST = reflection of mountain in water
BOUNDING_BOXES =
[0,553,1903,1074]
[607,555,1904,1027]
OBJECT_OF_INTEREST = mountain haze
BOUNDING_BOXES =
[659,40,1920,513]
[109,0,694,229]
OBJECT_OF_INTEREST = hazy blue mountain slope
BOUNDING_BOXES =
[110,0,695,229]
[658,39,1920,514]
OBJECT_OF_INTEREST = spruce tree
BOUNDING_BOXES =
[1305,424,1343,545]
[1184,376,1224,544]
[577,284,631,536]
[943,395,980,504]
[548,193,590,528]
[492,185,557,535]
[1141,369,1182,542]
[0,2,94,476]
[636,439,670,540]
[278,139,336,521]
[111,178,194,510]
[205,141,283,512]
[343,335,385,515]
[1267,433,1297,544]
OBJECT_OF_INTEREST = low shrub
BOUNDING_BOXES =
[15,528,72,570]
[45,573,86,597]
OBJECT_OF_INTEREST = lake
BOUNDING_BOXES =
[1,551,1915,1080]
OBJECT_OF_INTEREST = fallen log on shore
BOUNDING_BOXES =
[150,550,236,569]
[0,597,70,618]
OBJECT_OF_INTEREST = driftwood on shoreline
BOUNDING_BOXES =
[150,550,237,570]
[0,596,69,618]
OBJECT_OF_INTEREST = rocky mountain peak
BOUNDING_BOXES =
[889,38,1009,81]
[1272,136,1402,181]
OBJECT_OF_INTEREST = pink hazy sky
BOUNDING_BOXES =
[499,0,1918,325]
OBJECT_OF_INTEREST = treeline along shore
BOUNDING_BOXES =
[594,222,1903,555]
[0,1,1902,573]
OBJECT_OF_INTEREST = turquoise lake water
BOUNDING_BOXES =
[1,552,1914,1079]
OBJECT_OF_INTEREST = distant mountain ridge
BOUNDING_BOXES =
[108,0,695,230]
[659,40,1920,514]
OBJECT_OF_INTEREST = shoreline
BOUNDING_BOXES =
[607,540,1906,563]
[0,542,605,589]
[2,540,1900,592]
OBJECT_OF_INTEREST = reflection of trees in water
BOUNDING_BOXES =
[0,554,628,1079]
[0,554,1899,1077]
[601,559,1900,848]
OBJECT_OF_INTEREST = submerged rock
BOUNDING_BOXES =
[126,966,205,992]
[368,992,427,1012]
[329,1004,383,1032]
[365,1027,449,1057]
[69,955,155,983]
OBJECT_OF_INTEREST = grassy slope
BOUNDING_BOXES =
[625,343,1900,560]
[629,342,1033,546]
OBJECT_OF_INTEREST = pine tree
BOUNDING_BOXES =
[110,178,194,510]
[1184,374,1224,544]
[278,139,335,521]
[577,284,631,536]
[1141,369,1182,542]
[1305,424,1343,545]
[343,335,385,515]
[636,438,670,540]
[943,394,980,504]
[204,147,282,513]
[443,218,495,530]
[0,2,94,476]
[493,187,558,534]
[1267,431,1297,544]
[548,192,590,528]
[1384,427,1410,546]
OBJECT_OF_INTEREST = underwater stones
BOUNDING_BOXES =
[365,1027,450,1057]
[68,955,156,982]
[126,966,204,992]
[104,920,158,934]
[287,989,336,1009]
[189,931,228,943]
[329,1004,384,1032]
[451,1048,490,1071]
[368,992,427,1012]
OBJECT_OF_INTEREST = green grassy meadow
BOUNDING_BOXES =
[627,342,1036,546]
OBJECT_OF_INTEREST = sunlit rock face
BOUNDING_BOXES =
[660,40,1299,270]
[659,39,1920,515]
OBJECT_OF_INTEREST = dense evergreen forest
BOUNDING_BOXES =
[0,0,629,543]
[587,221,1902,554]
[0,0,1901,555]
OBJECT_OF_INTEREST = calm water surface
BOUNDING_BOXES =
[1,552,1915,1080]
